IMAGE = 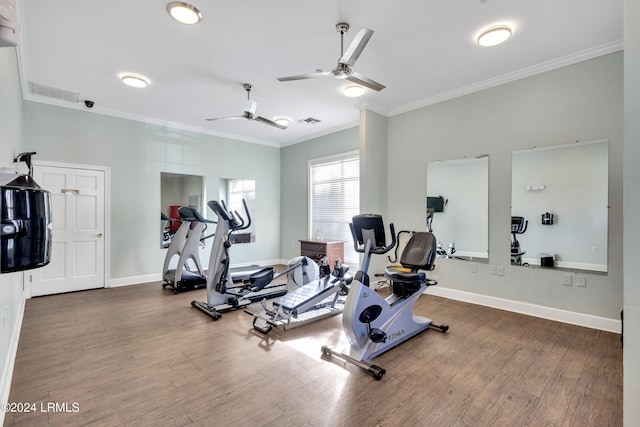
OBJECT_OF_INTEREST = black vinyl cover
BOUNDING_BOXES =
[1,175,52,273]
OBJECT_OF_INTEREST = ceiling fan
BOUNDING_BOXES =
[205,83,287,130]
[277,22,385,92]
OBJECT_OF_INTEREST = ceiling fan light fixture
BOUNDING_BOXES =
[120,74,149,88]
[273,116,292,127]
[166,2,202,25]
[477,25,512,47]
[344,85,365,97]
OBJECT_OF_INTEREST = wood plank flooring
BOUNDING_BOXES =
[5,280,622,426]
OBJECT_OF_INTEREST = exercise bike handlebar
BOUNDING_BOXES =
[349,222,397,255]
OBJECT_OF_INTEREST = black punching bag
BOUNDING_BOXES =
[1,173,52,273]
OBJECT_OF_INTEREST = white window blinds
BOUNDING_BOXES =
[228,179,255,242]
[309,151,360,265]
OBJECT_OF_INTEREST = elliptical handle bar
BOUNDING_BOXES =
[236,199,251,231]
[208,199,252,231]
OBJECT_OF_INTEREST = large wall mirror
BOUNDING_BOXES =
[160,172,204,248]
[511,139,608,272]
[219,178,256,244]
[427,155,489,260]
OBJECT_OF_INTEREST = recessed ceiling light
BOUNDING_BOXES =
[166,2,202,25]
[477,25,512,47]
[273,116,292,127]
[120,74,149,88]
[344,85,365,97]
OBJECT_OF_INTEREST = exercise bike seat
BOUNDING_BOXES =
[383,232,437,297]
[383,267,426,284]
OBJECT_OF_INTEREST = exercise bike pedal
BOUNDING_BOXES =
[368,327,387,343]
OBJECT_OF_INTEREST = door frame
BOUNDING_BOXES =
[28,160,111,297]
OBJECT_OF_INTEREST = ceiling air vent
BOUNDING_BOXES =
[298,117,321,125]
[29,82,80,103]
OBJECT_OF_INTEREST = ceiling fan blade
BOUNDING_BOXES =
[205,116,244,122]
[253,115,287,130]
[346,71,385,91]
[277,71,330,82]
[339,28,373,66]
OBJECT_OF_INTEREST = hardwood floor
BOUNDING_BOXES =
[5,281,622,426]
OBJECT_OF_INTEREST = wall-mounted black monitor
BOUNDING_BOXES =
[427,196,445,212]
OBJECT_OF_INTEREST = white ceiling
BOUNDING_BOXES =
[15,0,623,147]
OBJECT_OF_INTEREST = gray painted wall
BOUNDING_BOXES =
[623,0,639,424]
[279,127,359,260]
[0,46,24,413]
[387,52,623,320]
[22,102,282,280]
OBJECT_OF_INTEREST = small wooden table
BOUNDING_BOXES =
[299,240,345,274]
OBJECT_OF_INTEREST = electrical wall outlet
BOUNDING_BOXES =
[470,262,477,273]
[562,273,572,286]
[577,275,587,287]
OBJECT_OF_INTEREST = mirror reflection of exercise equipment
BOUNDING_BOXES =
[426,155,489,260]
[322,214,448,380]
[511,216,528,266]
[511,140,608,271]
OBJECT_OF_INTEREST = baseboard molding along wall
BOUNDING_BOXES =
[427,286,621,334]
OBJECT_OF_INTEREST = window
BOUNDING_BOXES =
[309,151,359,265]
[223,178,256,243]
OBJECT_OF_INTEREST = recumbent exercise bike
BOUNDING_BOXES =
[322,213,448,380]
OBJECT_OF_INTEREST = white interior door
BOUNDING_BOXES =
[30,164,106,296]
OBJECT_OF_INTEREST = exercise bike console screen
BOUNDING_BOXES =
[351,214,387,248]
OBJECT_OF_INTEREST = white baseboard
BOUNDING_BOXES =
[0,295,26,426]
[426,286,621,333]
[108,274,162,288]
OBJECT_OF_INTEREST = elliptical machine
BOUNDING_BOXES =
[322,213,448,379]
[191,200,318,320]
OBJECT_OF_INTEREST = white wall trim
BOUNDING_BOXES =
[427,286,621,333]
[0,294,26,426]
[108,274,162,288]
[389,40,623,117]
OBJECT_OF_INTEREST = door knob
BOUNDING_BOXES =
[97,233,103,238]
